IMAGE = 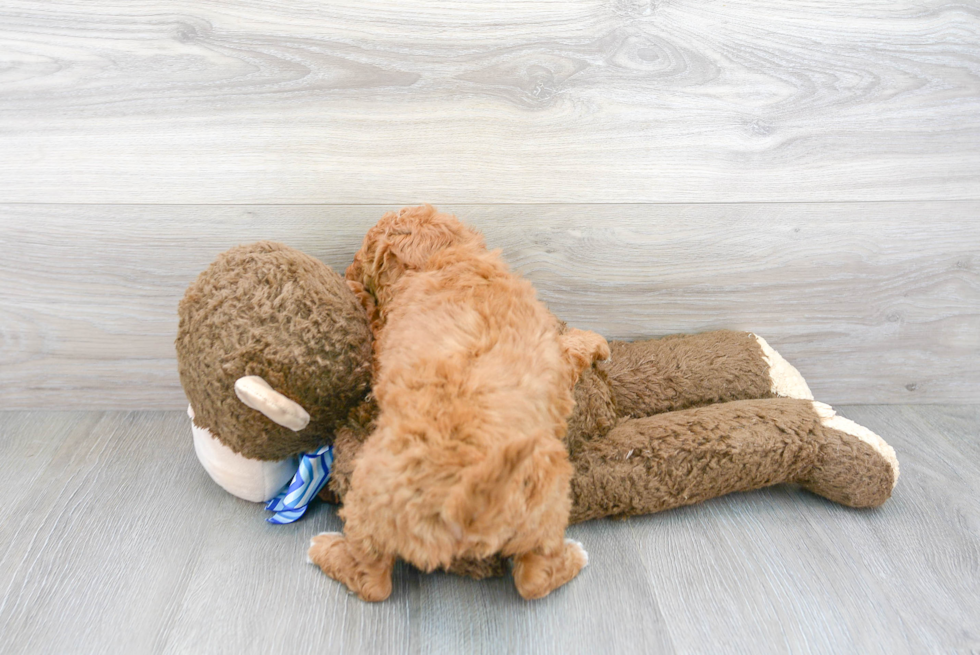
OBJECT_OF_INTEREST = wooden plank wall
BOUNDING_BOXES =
[2,203,977,408]
[2,0,979,203]
[1,0,978,408]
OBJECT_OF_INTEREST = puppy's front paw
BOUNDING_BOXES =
[578,329,611,363]
[591,338,611,363]
[561,329,611,377]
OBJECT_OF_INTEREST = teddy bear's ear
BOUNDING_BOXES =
[234,376,311,432]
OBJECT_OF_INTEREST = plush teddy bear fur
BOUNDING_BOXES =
[175,228,899,585]
[176,241,373,460]
[325,330,898,579]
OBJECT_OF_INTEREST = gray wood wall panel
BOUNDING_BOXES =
[1,202,977,409]
[1,1,978,203]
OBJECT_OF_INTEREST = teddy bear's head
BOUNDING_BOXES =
[176,241,373,463]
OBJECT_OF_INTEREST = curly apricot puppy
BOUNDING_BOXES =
[308,205,608,601]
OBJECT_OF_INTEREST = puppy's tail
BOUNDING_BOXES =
[441,434,557,540]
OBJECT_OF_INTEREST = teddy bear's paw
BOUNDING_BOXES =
[753,335,814,400]
[799,401,899,509]
[812,402,900,488]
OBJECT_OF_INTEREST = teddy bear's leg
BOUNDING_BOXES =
[442,555,509,579]
[568,397,898,523]
[599,331,812,418]
[308,532,395,602]
[799,402,900,507]
[512,538,589,600]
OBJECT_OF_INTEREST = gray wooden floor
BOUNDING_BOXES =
[1,405,978,654]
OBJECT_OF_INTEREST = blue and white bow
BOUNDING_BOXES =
[265,445,334,524]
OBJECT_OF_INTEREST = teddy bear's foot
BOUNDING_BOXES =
[512,538,588,600]
[799,402,900,508]
[752,335,813,400]
[308,532,394,602]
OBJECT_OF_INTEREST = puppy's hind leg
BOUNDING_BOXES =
[308,533,395,602]
[512,538,589,600]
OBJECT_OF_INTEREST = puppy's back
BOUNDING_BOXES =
[375,247,573,442]
[350,243,576,567]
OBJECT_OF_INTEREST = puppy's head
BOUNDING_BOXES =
[345,205,483,318]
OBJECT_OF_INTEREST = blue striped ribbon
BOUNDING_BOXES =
[265,444,334,524]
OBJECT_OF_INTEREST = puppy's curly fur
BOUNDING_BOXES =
[309,205,608,601]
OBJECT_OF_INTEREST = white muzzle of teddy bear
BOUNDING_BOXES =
[188,404,298,503]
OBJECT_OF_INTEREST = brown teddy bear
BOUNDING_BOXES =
[176,225,899,580]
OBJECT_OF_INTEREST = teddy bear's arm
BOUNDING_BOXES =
[599,330,812,419]
[323,399,378,503]
[568,397,899,524]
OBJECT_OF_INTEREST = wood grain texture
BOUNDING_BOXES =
[1,202,977,409]
[627,404,980,654]
[0,0,978,203]
[404,517,674,655]
[0,406,977,654]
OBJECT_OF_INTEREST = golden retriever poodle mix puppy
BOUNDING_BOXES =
[308,205,609,601]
